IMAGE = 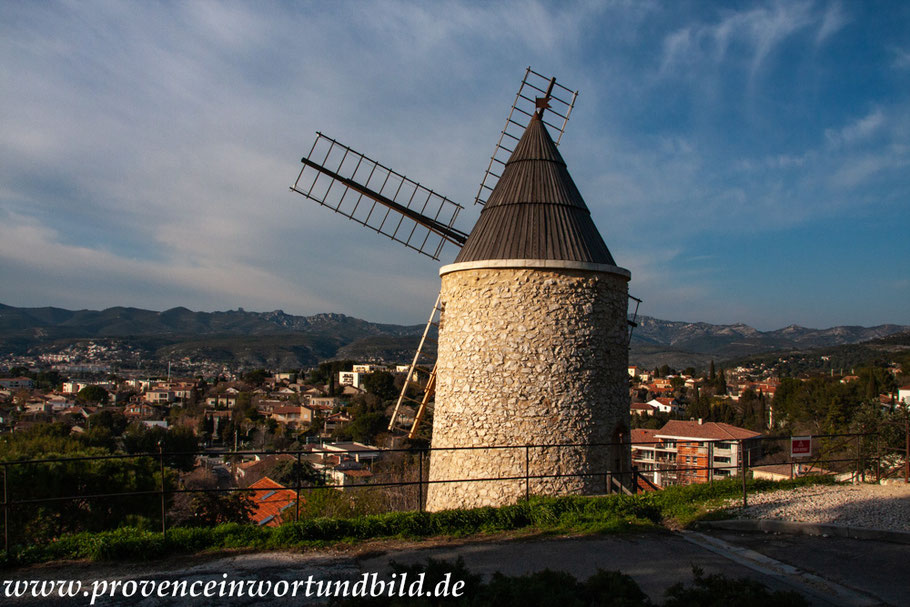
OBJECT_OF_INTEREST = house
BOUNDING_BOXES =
[323,412,352,434]
[315,441,382,465]
[352,364,382,374]
[305,447,375,491]
[899,385,910,406]
[124,403,157,419]
[170,384,194,400]
[0,377,34,390]
[144,389,175,404]
[46,395,75,410]
[273,372,297,383]
[25,401,53,414]
[248,477,298,526]
[646,397,679,414]
[630,402,656,417]
[627,365,639,377]
[338,371,365,389]
[256,400,283,414]
[327,462,373,490]
[308,396,340,410]
[269,405,314,427]
[631,420,761,487]
[205,395,237,408]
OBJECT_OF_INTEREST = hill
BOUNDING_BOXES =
[1,303,906,369]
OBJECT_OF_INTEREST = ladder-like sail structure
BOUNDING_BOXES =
[474,67,578,206]
[291,134,468,260]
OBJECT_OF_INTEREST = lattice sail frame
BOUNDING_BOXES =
[291,133,467,260]
[474,67,578,206]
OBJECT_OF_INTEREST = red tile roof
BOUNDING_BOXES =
[657,420,760,441]
[631,428,660,443]
[248,477,298,527]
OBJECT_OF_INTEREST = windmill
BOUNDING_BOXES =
[291,67,639,510]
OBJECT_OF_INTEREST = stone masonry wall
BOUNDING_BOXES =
[426,267,631,511]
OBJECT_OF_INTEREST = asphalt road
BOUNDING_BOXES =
[3,530,906,606]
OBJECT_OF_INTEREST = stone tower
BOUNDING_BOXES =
[426,113,632,511]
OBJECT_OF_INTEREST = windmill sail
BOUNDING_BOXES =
[291,133,468,260]
[474,67,578,206]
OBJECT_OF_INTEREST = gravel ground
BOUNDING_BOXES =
[729,483,910,532]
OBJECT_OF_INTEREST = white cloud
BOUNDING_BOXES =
[659,1,819,76]
[815,1,848,45]
[825,108,885,148]
[893,46,910,70]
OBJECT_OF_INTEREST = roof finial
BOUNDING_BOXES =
[535,76,557,118]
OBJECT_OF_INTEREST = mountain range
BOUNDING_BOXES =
[1,303,907,369]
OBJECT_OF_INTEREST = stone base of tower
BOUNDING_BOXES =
[426,262,632,512]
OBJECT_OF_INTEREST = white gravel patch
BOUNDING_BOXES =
[729,483,910,532]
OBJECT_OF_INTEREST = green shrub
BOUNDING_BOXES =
[3,476,837,566]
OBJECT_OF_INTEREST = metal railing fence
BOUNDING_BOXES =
[0,431,897,552]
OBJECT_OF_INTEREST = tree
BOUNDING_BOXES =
[87,409,128,435]
[122,423,198,471]
[363,371,397,401]
[189,491,254,526]
[263,458,324,487]
[35,370,64,391]
[333,412,387,443]
[0,423,165,543]
[243,369,270,386]
[708,360,716,381]
[76,384,109,404]
[715,367,727,394]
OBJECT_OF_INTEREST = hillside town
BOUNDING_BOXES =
[1,352,907,508]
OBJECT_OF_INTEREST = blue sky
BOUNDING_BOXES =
[1,1,908,330]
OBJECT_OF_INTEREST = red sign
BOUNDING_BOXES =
[791,436,812,458]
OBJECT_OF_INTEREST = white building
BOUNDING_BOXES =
[338,371,365,389]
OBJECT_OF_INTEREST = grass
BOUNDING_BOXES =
[3,476,835,567]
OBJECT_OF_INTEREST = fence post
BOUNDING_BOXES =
[740,439,747,508]
[418,450,424,512]
[854,434,862,484]
[3,463,8,554]
[525,445,530,501]
[874,432,881,483]
[158,443,167,540]
[295,451,302,522]
[905,415,909,484]
[632,466,638,494]
[708,441,714,485]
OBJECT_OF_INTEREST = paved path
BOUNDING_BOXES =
[6,528,906,606]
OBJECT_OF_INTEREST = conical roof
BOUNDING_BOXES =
[454,114,616,265]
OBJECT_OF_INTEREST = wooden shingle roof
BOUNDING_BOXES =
[454,114,616,265]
